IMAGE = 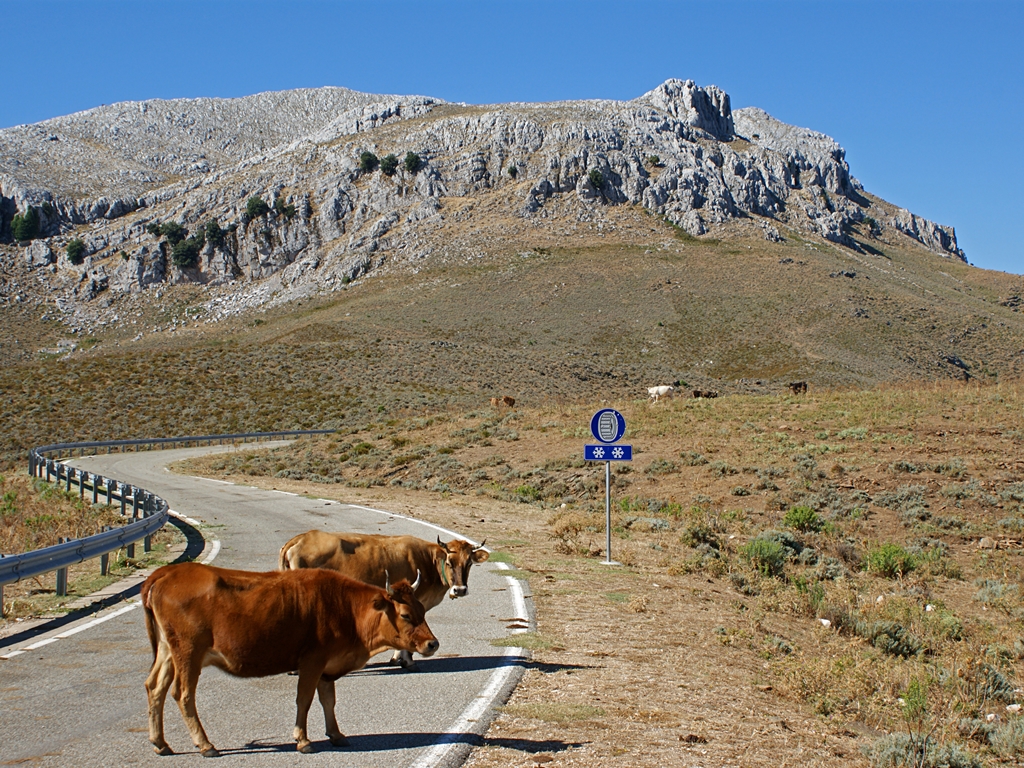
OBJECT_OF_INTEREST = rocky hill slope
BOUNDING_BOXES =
[1,80,967,307]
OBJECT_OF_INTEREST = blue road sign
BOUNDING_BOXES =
[585,444,633,461]
[590,409,626,444]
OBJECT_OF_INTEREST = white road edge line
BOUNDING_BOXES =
[408,563,530,768]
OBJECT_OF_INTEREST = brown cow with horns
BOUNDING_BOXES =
[279,531,489,667]
[141,561,437,756]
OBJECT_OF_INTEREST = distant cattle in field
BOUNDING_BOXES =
[789,381,808,395]
[501,395,516,407]
[279,531,489,667]
[647,385,674,402]
[489,397,500,407]
[692,389,719,399]
[141,562,436,756]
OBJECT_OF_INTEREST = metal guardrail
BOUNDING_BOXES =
[1,429,334,615]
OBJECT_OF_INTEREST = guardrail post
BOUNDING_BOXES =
[132,491,140,519]
[144,534,152,553]
[127,540,135,559]
[92,475,99,504]
[65,465,72,493]
[120,484,128,516]
[56,539,68,596]
[106,478,112,506]
[79,470,86,499]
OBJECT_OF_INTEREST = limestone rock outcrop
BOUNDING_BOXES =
[0,79,968,309]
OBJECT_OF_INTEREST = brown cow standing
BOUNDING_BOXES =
[789,381,808,395]
[489,397,500,407]
[501,395,515,407]
[141,562,437,756]
[279,531,489,667]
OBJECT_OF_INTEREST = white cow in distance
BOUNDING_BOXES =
[647,385,674,402]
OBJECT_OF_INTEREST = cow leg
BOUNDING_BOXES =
[316,678,349,747]
[388,650,415,669]
[173,652,218,757]
[293,664,323,753]
[145,640,176,755]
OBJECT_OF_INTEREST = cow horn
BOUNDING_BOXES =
[411,569,421,591]
[384,569,392,596]
[474,539,487,551]
[437,535,449,552]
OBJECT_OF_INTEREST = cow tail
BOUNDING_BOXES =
[140,576,159,660]
[278,537,297,570]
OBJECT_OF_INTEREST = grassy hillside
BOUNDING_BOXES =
[1,208,1022,468]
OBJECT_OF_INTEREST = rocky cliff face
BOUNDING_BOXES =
[0,79,967,315]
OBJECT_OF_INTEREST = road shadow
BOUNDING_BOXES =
[352,655,595,676]
[168,515,206,563]
[217,733,585,755]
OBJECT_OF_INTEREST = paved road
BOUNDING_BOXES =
[0,444,531,767]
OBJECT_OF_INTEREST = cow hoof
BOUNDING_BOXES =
[329,735,350,747]
[200,747,220,758]
[297,742,315,754]
[152,744,173,756]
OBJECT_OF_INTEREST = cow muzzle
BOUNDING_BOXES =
[448,585,468,599]
[420,638,440,657]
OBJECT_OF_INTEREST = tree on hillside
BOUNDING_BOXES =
[158,221,187,245]
[380,154,399,177]
[171,235,204,268]
[11,207,40,242]
[66,238,86,265]
[588,169,605,190]
[358,151,379,173]
[404,152,422,174]
[273,197,296,220]
[246,197,270,218]
[204,219,225,246]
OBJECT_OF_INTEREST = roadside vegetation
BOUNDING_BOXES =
[174,379,1024,766]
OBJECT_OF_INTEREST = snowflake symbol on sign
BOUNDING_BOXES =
[593,447,605,459]
[611,447,624,459]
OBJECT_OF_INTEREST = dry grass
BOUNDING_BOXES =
[164,379,1024,765]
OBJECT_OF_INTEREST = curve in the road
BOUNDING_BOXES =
[0,445,533,768]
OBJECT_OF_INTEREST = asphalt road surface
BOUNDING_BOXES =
[0,443,531,767]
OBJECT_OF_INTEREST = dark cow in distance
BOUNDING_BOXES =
[692,389,719,399]
[279,531,489,667]
[789,381,808,395]
[142,562,436,756]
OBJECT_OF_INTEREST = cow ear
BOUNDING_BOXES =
[373,594,391,612]
[472,548,490,563]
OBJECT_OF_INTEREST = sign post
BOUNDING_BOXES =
[585,409,632,565]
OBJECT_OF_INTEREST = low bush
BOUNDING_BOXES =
[273,197,296,219]
[741,536,786,577]
[359,151,379,173]
[783,505,824,532]
[863,733,980,767]
[404,152,422,174]
[380,154,399,177]
[865,542,917,578]
[587,169,604,189]
[246,197,270,218]
[171,236,204,268]
[507,164,518,178]
[204,219,225,246]
[66,238,86,265]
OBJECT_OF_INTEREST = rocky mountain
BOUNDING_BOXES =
[1,79,969,327]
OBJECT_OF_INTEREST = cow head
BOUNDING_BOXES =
[381,570,438,657]
[437,537,490,599]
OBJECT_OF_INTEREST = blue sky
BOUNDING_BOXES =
[2,0,1020,274]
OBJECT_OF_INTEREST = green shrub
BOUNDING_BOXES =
[680,451,708,466]
[380,154,399,177]
[11,207,40,241]
[359,151,379,173]
[645,459,677,475]
[273,197,296,219]
[645,154,662,167]
[866,542,917,578]
[204,219,225,246]
[784,505,824,532]
[66,238,86,265]
[741,537,786,577]
[246,197,270,218]
[507,164,518,179]
[171,236,204,268]
[145,222,162,236]
[158,221,186,245]
[404,152,422,174]
[857,620,923,657]
[588,169,604,189]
